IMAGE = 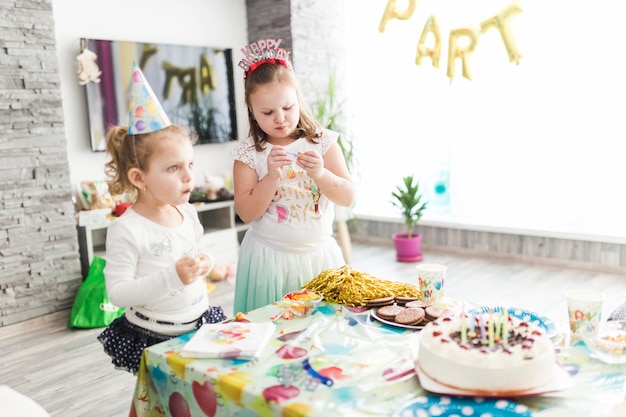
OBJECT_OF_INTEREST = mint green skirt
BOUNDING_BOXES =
[232,229,345,315]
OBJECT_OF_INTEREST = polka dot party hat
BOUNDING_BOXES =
[127,62,171,134]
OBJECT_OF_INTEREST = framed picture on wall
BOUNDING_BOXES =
[80,38,237,151]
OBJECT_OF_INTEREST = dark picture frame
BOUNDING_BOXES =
[82,38,237,151]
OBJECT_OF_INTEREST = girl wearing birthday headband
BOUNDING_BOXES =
[97,64,226,376]
[231,39,356,314]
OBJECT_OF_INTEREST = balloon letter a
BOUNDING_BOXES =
[415,15,442,68]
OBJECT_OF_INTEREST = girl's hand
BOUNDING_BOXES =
[267,146,293,179]
[296,150,324,180]
[175,254,212,285]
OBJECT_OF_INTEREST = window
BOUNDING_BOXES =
[345,0,626,241]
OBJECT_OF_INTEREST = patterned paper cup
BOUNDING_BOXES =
[566,288,605,344]
[416,263,447,303]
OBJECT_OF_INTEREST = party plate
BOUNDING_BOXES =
[415,363,573,397]
[370,308,425,330]
[393,395,532,417]
[467,306,557,338]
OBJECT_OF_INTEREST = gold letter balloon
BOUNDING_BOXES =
[379,0,523,81]
[480,0,523,64]
[415,15,442,69]
[378,0,418,33]
[447,27,479,81]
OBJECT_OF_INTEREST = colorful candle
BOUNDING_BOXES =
[502,309,509,346]
[488,308,494,347]
[461,314,467,344]
[494,310,503,340]
[479,315,487,342]
[469,314,476,334]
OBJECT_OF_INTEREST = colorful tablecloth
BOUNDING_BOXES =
[130,302,626,417]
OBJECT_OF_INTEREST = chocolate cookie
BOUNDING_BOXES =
[366,296,395,308]
[376,305,405,321]
[395,307,425,326]
[395,296,419,306]
[405,300,433,309]
[425,306,455,322]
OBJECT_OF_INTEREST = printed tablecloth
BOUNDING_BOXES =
[130,302,626,417]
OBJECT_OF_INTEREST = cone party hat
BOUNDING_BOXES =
[128,62,171,134]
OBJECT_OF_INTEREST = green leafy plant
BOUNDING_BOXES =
[391,175,428,238]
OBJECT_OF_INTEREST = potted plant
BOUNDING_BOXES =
[391,175,428,262]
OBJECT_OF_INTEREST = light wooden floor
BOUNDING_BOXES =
[2,240,626,417]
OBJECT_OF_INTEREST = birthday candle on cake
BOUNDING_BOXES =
[479,314,487,342]
[461,314,467,345]
[502,309,509,346]
[488,309,495,348]
[495,310,503,341]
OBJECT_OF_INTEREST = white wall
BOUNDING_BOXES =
[52,0,248,188]
[346,0,626,243]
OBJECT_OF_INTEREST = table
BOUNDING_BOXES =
[130,302,626,417]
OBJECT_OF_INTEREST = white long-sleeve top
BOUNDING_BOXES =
[104,204,210,335]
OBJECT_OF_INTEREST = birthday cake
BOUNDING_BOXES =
[417,313,558,393]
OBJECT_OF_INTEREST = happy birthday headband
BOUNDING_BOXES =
[238,38,292,79]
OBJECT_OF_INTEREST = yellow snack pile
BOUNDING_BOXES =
[302,265,420,307]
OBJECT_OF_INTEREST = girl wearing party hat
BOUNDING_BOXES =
[97,63,226,375]
[231,39,356,314]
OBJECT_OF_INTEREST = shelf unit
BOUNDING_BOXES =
[76,200,247,279]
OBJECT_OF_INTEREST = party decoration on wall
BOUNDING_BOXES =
[75,44,101,85]
[480,0,523,64]
[415,15,442,68]
[378,0,523,81]
[447,27,479,81]
[378,0,418,33]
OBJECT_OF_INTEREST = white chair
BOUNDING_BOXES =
[0,385,51,417]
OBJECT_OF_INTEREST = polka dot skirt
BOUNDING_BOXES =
[97,306,227,374]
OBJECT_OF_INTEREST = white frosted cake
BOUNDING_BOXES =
[417,313,558,393]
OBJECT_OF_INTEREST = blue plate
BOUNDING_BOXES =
[393,396,532,417]
[467,306,557,338]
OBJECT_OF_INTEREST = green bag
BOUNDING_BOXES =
[67,256,125,328]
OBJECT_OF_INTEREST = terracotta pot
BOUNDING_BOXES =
[392,232,423,262]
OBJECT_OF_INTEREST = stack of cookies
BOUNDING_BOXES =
[370,298,455,328]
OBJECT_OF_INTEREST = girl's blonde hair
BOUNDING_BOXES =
[244,63,322,152]
[104,125,191,196]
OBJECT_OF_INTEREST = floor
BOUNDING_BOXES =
[1,240,625,417]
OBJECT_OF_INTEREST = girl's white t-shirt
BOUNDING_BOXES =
[232,130,338,252]
[104,204,209,326]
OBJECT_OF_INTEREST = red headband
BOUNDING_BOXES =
[238,38,292,79]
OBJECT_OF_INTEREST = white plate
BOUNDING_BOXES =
[467,306,557,338]
[415,363,573,397]
[370,308,425,330]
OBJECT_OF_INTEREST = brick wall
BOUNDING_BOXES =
[246,0,347,107]
[0,0,82,326]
